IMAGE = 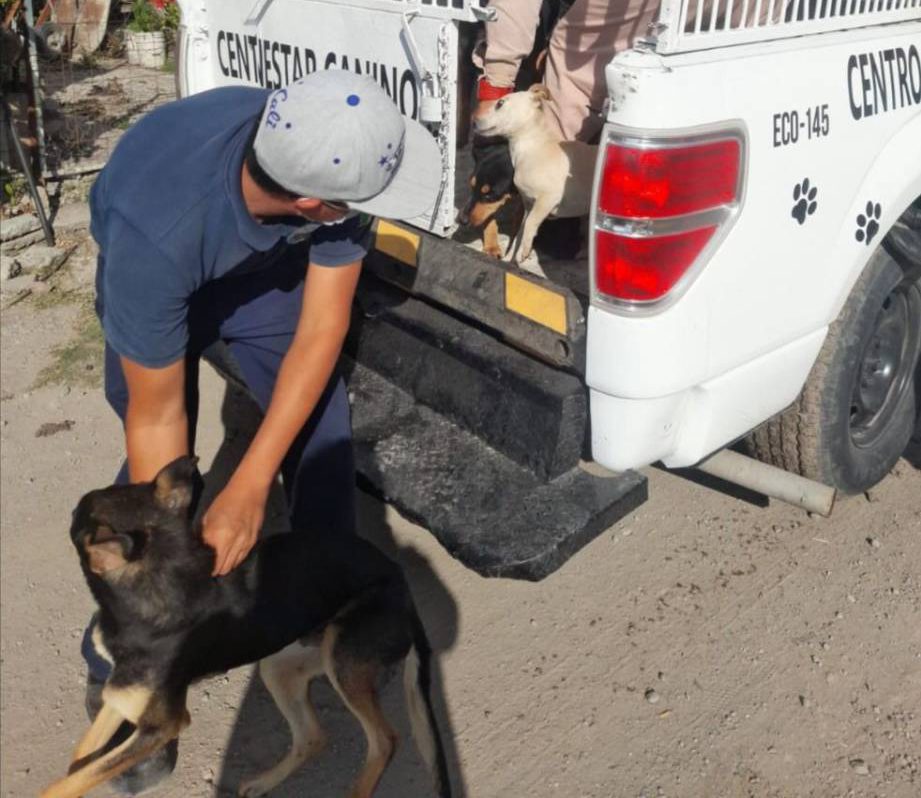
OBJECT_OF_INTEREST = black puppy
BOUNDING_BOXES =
[42,456,450,798]
[458,138,522,258]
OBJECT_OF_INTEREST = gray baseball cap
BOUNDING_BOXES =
[253,70,441,220]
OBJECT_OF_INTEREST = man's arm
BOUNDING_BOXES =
[121,357,188,482]
[99,212,194,481]
[480,0,543,90]
[204,259,362,575]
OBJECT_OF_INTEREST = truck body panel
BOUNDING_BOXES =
[588,25,921,467]
[177,0,921,576]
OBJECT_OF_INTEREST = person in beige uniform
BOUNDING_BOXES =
[475,0,660,143]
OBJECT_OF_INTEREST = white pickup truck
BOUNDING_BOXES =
[175,0,921,579]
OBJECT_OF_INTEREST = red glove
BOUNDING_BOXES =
[477,78,514,103]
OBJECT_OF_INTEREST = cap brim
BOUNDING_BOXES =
[347,119,442,221]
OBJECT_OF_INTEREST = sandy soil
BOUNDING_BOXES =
[2,63,920,798]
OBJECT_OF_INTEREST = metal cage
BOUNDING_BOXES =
[653,0,921,52]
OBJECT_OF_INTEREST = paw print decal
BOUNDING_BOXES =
[855,201,881,246]
[791,178,818,225]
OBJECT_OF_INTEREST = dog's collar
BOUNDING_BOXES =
[477,78,513,103]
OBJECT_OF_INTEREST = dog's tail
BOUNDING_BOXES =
[403,611,452,798]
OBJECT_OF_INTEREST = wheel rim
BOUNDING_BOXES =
[849,279,921,449]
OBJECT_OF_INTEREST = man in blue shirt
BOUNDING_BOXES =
[83,69,440,793]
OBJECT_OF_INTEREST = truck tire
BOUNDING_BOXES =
[748,235,921,495]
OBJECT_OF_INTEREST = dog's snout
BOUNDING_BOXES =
[473,116,494,137]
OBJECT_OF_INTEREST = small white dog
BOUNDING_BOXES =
[474,85,597,262]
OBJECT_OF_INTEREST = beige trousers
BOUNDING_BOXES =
[482,0,661,142]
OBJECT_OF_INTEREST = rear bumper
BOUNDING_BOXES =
[589,327,828,470]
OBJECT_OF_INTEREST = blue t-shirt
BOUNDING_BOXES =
[90,86,370,368]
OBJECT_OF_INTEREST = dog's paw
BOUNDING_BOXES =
[516,253,548,279]
[237,737,327,796]
[483,243,502,258]
[238,780,271,798]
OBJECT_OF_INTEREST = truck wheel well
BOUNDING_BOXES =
[746,202,921,495]
[883,193,921,283]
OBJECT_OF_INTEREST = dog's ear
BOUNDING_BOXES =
[85,524,134,574]
[528,84,552,104]
[153,456,200,514]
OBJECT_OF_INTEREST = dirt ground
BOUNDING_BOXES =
[2,62,920,798]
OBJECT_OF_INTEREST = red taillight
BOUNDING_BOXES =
[594,134,742,304]
[599,140,740,219]
[595,227,717,302]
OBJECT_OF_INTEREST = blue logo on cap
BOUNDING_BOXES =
[347,94,360,106]
[379,137,404,174]
[264,87,289,130]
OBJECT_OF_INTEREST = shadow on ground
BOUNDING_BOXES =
[904,439,921,471]
[196,381,467,797]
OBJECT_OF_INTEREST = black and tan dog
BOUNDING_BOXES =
[42,456,450,798]
[458,139,523,258]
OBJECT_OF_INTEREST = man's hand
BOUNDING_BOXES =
[202,259,361,577]
[202,480,269,576]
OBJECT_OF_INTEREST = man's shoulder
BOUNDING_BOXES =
[96,86,269,247]
[119,86,269,153]
[171,85,270,118]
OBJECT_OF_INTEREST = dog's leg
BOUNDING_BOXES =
[42,729,176,798]
[68,702,125,772]
[322,627,398,798]
[238,642,327,798]
[517,197,556,262]
[468,197,511,259]
[482,218,502,258]
[41,713,187,798]
[403,640,451,798]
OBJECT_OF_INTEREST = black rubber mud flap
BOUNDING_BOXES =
[347,359,647,581]
[344,274,647,581]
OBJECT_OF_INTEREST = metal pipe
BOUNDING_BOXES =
[26,0,48,181]
[23,0,48,178]
[696,448,836,516]
[1,95,55,245]
[0,97,54,247]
